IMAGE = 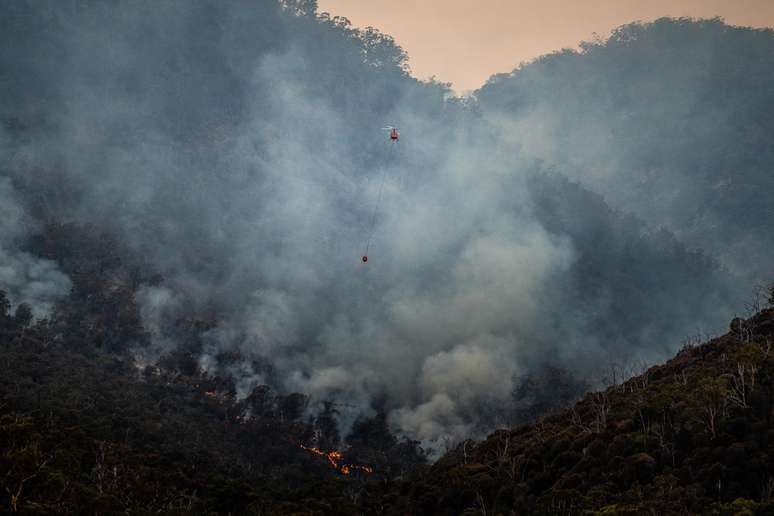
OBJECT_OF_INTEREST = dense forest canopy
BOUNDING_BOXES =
[0,0,770,451]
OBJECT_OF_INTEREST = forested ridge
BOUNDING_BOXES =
[362,303,774,515]
[2,0,774,513]
[478,17,774,282]
[1,223,424,514]
[2,225,774,513]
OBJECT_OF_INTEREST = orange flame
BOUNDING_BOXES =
[298,444,373,475]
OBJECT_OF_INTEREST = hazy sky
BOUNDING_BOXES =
[318,0,774,92]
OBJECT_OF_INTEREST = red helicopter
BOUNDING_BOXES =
[383,126,400,142]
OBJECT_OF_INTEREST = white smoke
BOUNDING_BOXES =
[0,4,745,452]
[0,176,72,318]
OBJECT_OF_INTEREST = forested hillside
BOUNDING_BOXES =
[1,1,774,513]
[1,1,762,450]
[478,17,774,282]
[2,232,772,513]
[364,303,774,515]
[0,223,423,514]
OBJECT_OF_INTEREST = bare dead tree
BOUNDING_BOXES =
[679,331,704,355]
[727,362,758,409]
[570,405,592,434]
[637,403,651,437]
[590,391,610,433]
[93,441,108,494]
[494,432,510,465]
[635,362,651,391]
[730,318,753,343]
[697,378,728,439]
[746,284,768,316]
[3,448,48,513]
[674,369,689,386]
[533,418,550,444]
[604,361,624,389]
[764,338,773,359]
[475,490,488,516]
[652,412,676,466]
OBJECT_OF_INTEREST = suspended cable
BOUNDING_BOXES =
[362,129,398,263]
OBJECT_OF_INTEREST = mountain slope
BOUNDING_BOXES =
[0,298,427,514]
[0,2,754,449]
[0,222,424,514]
[477,17,774,282]
[3,285,773,514]
[364,304,774,515]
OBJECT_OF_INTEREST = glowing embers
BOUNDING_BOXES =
[298,444,373,475]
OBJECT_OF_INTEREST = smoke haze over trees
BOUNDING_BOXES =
[0,1,770,449]
[478,17,774,283]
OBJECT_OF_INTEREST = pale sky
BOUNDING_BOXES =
[318,0,774,93]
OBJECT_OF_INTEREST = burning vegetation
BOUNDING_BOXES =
[299,444,373,475]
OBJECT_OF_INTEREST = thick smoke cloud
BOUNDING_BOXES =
[0,2,751,448]
[0,174,71,317]
[477,18,774,283]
